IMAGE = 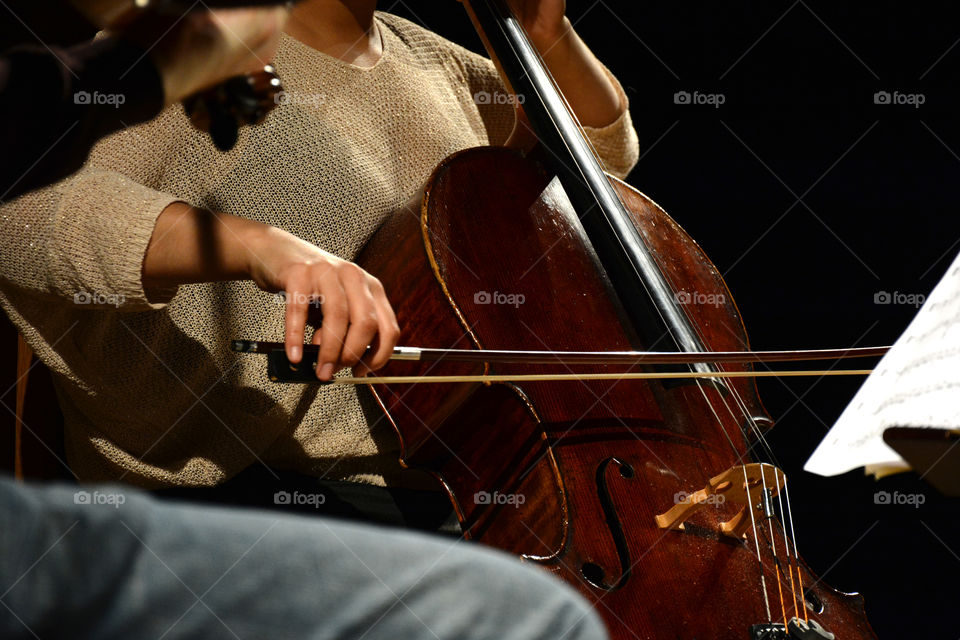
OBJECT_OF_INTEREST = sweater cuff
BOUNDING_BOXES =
[51,171,181,311]
[582,66,640,180]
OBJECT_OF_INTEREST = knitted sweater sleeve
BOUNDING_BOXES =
[0,164,180,311]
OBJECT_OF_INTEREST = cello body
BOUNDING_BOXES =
[356,146,877,639]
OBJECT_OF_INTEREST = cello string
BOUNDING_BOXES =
[490,2,764,448]
[718,361,817,621]
[462,8,780,617]
[775,561,789,624]
[628,229,815,621]
[685,349,819,624]
[783,476,810,623]
[498,0,784,487]
[757,513,791,624]
[762,465,789,624]
[511,7,787,611]
[775,468,802,620]
[640,278,806,622]
[617,243,795,620]
[512,16,785,617]
[741,463,773,620]
[496,1,782,622]
[540,107,780,634]
[668,316,806,622]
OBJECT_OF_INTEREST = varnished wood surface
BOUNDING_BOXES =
[357,146,877,640]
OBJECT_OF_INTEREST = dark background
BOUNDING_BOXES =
[390,1,960,637]
[0,1,955,637]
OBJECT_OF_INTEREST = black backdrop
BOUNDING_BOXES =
[0,1,955,636]
[389,1,960,636]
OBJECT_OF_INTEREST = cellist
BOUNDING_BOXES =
[0,4,609,638]
[0,0,639,529]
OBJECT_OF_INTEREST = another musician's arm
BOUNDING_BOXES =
[0,6,287,202]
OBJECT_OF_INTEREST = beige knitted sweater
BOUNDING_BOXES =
[0,13,640,488]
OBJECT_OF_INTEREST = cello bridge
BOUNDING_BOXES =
[654,463,786,539]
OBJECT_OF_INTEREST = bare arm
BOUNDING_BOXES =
[143,203,400,381]
[524,14,625,127]
[486,0,626,148]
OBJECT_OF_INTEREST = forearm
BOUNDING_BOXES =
[529,18,625,128]
[142,203,260,291]
[142,202,401,378]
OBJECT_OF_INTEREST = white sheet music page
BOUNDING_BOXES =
[805,251,960,477]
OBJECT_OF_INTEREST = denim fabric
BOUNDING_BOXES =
[0,477,607,640]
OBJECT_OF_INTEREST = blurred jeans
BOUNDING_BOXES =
[0,477,607,640]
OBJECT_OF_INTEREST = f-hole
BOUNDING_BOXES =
[579,457,634,591]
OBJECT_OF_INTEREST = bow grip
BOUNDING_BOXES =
[267,349,332,384]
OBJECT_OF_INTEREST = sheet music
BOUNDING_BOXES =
[805,251,960,477]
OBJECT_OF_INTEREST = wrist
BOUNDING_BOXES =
[223,213,273,281]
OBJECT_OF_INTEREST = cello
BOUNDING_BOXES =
[245,1,879,637]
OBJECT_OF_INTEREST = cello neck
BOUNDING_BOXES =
[462,0,706,357]
[462,1,611,203]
